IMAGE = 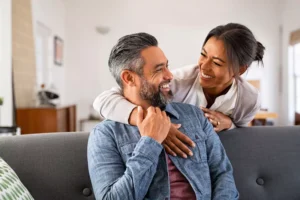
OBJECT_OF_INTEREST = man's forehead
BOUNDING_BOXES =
[141,46,168,66]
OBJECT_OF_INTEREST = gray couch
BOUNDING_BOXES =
[0,126,300,200]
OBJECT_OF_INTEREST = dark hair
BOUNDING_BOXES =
[203,23,265,77]
[108,32,158,88]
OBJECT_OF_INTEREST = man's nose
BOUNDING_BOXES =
[164,67,173,80]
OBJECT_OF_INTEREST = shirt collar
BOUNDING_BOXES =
[164,104,179,119]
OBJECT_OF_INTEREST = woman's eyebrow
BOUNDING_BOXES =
[202,47,225,63]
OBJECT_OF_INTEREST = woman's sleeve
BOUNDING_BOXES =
[93,64,199,124]
[93,87,137,124]
[233,89,261,127]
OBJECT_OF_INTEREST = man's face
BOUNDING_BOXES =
[138,46,174,109]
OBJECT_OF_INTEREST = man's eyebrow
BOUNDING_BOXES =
[155,60,168,69]
[202,48,225,63]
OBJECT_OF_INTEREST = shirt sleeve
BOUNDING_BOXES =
[198,109,239,200]
[88,126,163,200]
[234,91,261,127]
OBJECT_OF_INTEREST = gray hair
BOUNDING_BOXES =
[108,32,158,88]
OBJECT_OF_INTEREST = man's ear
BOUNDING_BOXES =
[121,70,136,87]
[239,66,247,76]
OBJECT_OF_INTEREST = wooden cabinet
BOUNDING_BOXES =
[16,105,76,134]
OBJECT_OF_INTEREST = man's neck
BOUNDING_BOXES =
[123,88,151,110]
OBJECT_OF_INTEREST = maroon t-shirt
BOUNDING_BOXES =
[166,155,196,200]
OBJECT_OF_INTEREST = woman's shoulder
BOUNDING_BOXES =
[236,77,260,98]
[235,77,261,111]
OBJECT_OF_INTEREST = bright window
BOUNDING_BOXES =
[294,43,300,113]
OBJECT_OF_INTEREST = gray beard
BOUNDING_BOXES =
[139,77,173,109]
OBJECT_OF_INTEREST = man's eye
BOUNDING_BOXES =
[201,53,207,57]
[156,68,163,72]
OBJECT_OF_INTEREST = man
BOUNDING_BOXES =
[88,33,238,200]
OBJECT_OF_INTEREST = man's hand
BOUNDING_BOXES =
[201,107,232,132]
[163,124,195,158]
[137,106,171,144]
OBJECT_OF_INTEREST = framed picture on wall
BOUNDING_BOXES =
[54,36,63,66]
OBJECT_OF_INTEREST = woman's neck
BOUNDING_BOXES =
[203,79,234,108]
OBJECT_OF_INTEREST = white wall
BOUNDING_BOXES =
[280,0,300,125]
[0,0,12,126]
[31,0,67,104]
[64,0,282,123]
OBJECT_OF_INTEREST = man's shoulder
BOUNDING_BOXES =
[92,120,126,137]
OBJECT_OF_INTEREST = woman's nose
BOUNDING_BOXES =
[200,59,211,70]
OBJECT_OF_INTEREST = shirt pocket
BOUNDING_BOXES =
[190,138,208,163]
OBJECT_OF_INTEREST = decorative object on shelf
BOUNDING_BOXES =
[54,36,63,66]
[37,84,59,107]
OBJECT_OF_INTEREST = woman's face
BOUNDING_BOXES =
[198,37,234,91]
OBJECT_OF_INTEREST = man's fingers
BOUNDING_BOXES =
[136,106,143,126]
[163,143,177,157]
[155,107,161,115]
[175,130,195,148]
[147,106,155,114]
[172,123,182,129]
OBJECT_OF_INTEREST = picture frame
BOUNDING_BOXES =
[54,36,63,66]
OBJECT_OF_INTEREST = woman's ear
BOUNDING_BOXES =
[121,70,136,87]
[239,66,247,76]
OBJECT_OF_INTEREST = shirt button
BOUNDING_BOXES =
[256,178,264,185]
[82,188,92,196]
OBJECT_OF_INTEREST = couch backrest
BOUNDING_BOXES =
[0,126,300,200]
[0,132,95,200]
[219,126,300,200]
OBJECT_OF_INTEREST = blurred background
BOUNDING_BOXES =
[0,0,299,134]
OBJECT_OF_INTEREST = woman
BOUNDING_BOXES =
[93,23,265,157]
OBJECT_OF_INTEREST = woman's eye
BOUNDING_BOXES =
[201,53,207,57]
[214,62,221,66]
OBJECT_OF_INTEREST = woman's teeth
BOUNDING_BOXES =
[201,72,213,79]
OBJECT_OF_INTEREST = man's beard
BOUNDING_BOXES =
[139,77,173,109]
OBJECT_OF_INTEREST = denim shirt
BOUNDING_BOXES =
[88,102,239,200]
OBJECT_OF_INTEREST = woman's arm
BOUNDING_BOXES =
[93,87,137,124]
[93,65,199,124]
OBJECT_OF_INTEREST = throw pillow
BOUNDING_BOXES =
[0,157,34,200]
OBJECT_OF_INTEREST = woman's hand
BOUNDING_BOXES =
[201,107,232,132]
[163,124,195,158]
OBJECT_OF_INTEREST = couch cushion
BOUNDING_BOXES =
[0,157,34,200]
[0,132,94,200]
[219,126,300,200]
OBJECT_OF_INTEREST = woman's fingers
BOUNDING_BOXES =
[164,138,188,158]
[163,143,177,157]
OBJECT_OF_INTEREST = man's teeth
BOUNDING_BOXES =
[161,83,170,89]
[201,72,213,78]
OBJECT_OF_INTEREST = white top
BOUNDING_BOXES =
[93,64,260,127]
